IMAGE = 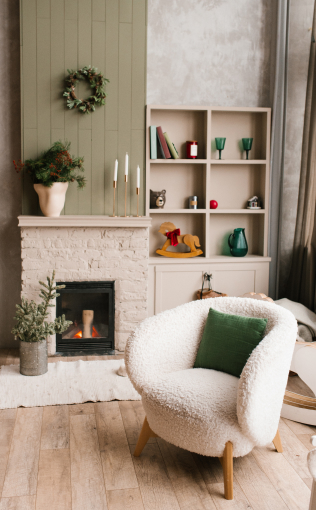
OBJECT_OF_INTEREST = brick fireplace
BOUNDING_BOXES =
[18,216,151,355]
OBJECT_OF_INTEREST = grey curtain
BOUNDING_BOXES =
[287,5,316,310]
[268,0,290,299]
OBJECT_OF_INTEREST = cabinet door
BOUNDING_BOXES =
[155,265,207,314]
[151,262,269,316]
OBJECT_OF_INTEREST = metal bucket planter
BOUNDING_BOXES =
[20,340,48,376]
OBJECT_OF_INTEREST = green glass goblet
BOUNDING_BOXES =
[215,137,226,160]
[242,138,253,160]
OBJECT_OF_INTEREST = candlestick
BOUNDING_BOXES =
[123,174,128,217]
[112,181,117,217]
[136,165,140,188]
[136,187,140,217]
[113,159,118,181]
[125,153,128,176]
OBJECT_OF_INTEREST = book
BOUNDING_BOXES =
[149,126,157,159]
[156,131,166,159]
[163,132,179,159]
[157,126,171,158]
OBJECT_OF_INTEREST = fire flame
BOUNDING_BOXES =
[73,326,101,339]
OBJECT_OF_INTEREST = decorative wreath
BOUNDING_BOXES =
[63,66,109,114]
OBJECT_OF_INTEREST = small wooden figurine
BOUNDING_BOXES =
[156,222,203,258]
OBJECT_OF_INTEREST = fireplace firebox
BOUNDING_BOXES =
[56,281,115,354]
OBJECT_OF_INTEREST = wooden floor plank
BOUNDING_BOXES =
[70,414,107,510]
[41,406,69,450]
[0,496,36,510]
[278,418,311,479]
[157,439,217,509]
[106,488,144,510]
[119,402,155,446]
[191,454,223,485]
[0,410,17,497]
[2,408,42,498]
[297,434,314,451]
[282,417,316,435]
[233,453,289,510]
[130,443,181,510]
[95,402,138,491]
[68,403,95,416]
[252,444,311,510]
[36,449,71,510]
[206,481,252,510]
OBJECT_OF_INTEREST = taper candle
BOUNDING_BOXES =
[125,153,128,176]
[114,159,118,181]
[136,165,140,188]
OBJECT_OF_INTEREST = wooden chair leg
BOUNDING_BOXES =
[273,429,283,453]
[134,417,159,457]
[219,441,233,500]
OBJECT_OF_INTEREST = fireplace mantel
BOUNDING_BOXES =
[18,215,152,228]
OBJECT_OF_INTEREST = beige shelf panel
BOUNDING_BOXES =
[151,159,207,164]
[149,254,271,264]
[210,159,266,164]
[150,209,207,214]
[209,209,265,214]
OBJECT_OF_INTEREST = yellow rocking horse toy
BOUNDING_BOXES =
[156,222,203,258]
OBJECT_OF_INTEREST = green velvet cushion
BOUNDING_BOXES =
[194,308,268,377]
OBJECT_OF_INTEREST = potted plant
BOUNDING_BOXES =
[12,271,72,376]
[13,141,86,217]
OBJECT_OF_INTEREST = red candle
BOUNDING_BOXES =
[186,141,198,159]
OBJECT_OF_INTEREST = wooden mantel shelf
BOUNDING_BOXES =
[18,215,152,228]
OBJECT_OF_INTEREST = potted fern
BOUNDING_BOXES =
[12,272,72,376]
[13,141,85,217]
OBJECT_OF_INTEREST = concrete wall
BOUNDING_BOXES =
[0,0,21,348]
[278,0,314,297]
[147,0,274,107]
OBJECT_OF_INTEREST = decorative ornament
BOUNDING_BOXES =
[156,222,203,258]
[210,200,218,209]
[150,189,166,209]
[63,66,109,114]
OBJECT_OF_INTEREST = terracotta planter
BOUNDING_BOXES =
[34,182,68,217]
[20,339,48,376]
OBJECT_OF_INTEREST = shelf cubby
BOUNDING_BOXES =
[209,214,265,257]
[150,163,206,210]
[210,163,266,210]
[149,213,206,258]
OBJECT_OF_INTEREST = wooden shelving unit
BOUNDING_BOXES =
[146,105,271,315]
[146,105,271,260]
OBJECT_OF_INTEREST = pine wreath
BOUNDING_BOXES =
[63,66,109,114]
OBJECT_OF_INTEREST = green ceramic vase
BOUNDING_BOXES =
[228,228,248,257]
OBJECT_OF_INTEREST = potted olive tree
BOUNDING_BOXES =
[12,271,72,376]
[13,141,85,217]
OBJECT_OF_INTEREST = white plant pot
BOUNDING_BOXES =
[34,182,68,217]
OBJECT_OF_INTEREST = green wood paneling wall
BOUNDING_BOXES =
[20,0,147,216]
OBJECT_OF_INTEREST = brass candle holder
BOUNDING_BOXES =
[136,187,141,217]
[112,181,117,217]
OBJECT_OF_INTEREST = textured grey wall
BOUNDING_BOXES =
[279,0,314,297]
[147,0,273,107]
[0,0,21,348]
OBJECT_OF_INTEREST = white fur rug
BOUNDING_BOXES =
[0,360,140,409]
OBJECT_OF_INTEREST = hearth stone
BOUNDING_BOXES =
[19,220,150,355]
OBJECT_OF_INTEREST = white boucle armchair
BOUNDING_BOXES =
[125,297,297,500]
